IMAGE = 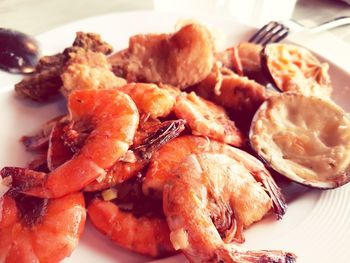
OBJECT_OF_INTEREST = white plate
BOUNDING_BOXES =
[1,10,350,263]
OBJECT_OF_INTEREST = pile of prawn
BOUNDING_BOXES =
[0,23,314,263]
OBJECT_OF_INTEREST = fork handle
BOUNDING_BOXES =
[310,16,350,33]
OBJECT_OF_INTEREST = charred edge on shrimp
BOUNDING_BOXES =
[132,119,186,160]
[21,134,50,152]
[1,167,45,193]
[28,154,50,173]
[109,173,165,218]
[13,193,49,227]
[61,119,93,153]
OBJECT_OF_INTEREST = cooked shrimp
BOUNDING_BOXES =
[143,135,286,218]
[109,23,215,88]
[88,198,175,257]
[117,83,176,119]
[61,49,126,97]
[163,153,296,263]
[1,89,139,198]
[85,119,186,192]
[174,92,244,146]
[0,192,86,263]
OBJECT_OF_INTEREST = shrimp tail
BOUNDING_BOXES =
[254,171,287,219]
[219,247,297,263]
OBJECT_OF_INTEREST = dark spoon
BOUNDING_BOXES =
[0,28,40,74]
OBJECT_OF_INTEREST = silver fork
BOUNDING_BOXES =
[249,16,350,45]
[248,21,289,45]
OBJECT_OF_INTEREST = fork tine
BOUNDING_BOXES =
[248,21,278,43]
[267,27,289,44]
[260,25,289,45]
[248,21,289,45]
[259,23,284,45]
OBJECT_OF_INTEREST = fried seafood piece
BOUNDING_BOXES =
[217,42,263,76]
[15,32,113,101]
[0,192,86,263]
[14,53,66,101]
[62,53,176,119]
[85,119,186,192]
[1,89,139,198]
[88,198,175,258]
[174,92,244,146]
[163,153,296,263]
[143,136,286,220]
[61,49,126,97]
[216,42,276,87]
[109,23,215,88]
[71,32,113,55]
[194,69,268,116]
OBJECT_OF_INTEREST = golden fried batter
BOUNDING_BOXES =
[15,32,113,101]
[195,69,268,115]
[61,49,126,96]
[109,23,215,89]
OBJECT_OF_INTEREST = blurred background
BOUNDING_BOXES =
[0,0,349,43]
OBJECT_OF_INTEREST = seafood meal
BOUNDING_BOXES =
[1,21,350,263]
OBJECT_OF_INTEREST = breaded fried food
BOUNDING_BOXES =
[109,23,215,89]
[15,32,113,101]
[70,32,113,55]
[217,42,263,75]
[194,69,268,116]
[61,49,126,97]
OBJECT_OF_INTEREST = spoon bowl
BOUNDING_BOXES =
[0,28,40,74]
